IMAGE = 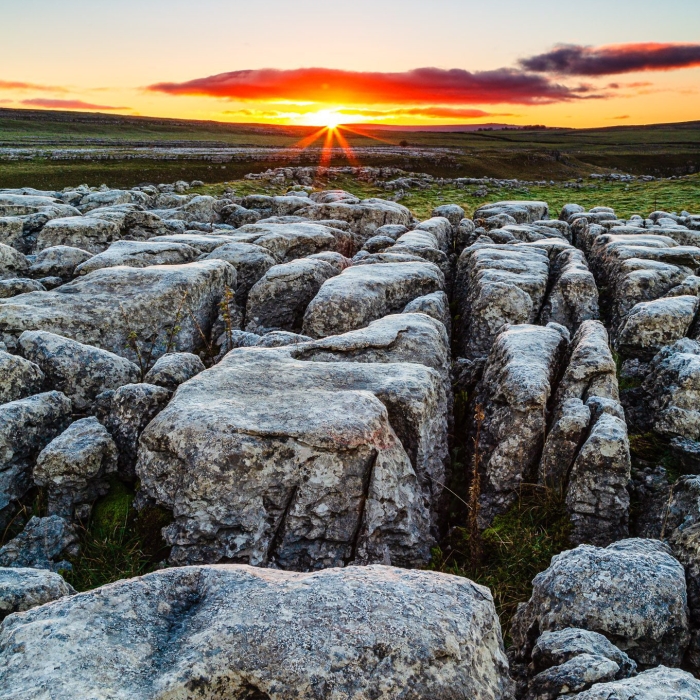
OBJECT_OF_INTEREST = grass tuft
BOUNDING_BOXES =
[430,487,572,641]
[65,479,171,592]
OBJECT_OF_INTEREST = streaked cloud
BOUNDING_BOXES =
[0,80,67,92]
[21,98,130,111]
[521,43,700,76]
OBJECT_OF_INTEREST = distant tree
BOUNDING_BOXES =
[399,140,409,147]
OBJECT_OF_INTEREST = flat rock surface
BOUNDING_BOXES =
[0,564,512,700]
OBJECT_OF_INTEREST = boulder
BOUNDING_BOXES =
[569,666,700,699]
[414,217,453,254]
[100,383,172,481]
[73,239,198,275]
[471,323,569,527]
[202,241,276,305]
[303,261,444,338]
[35,216,122,254]
[296,197,412,237]
[0,243,29,280]
[232,222,352,261]
[669,522,700,669]
[18,330,140,412]
[0,392,71,524]
[0,261,236,363]
[539,248,599,332]
[33,417,117,518]
[455,243,550,359]
[528,628,636,695]
[136,345,447,568]
[403,290,452,337]
[143,352,205,390]
[0,278,46,298]
[0,564,512,700]
[641,338,700,441]
[474,201,549,224]
[293,312,451,396]
[0,567,74,621]
[616,296,699,359]
[432,204,465,229]
[255,330,312,347]
[0,515,77,572]
[0,350,43,404]
[306,250,352,272]
[147,232,238,254]
[510,539,690,668]
[245,258,339,334]
[565,412,631,545]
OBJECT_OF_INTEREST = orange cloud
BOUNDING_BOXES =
[21,98,130,111]
[0,80,67,92]
[149,67,601,105]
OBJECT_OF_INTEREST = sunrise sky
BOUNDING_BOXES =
[2,0,700,128]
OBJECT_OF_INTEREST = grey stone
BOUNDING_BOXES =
[136,345,446,569]
[474,201,549,224]
[245,258,339,334]
[669,522,700,670]
[0,567,74,621]
[555,321,619,405]
[28,246,92,280]
[527,654,620,699]
[539,248,599,332]
[147,232,238,254]
[0,261,236,364]
[511,539,690,668]
[403,290,452,338]
[18,330,140,412]
[0,278,46,298]
[295,197,412,237]
[531,628,636,679]
[233,221,354,260]
[566,412,631,546]
[0,564,512,700]
[0,515,77,572]
[73,239,199,275]
[616,296,699,359]
[143,352,205,390]
[0,350,44,403]
[33,418,117,517]
[202,241,276,304]
[642,339,700,441]
[455,243,550,359]
[255,331,312,347]
[0,392,72,524]
[472,323,569,527]
[432,204,465,229]
[101,383,172,481]
[35,216,122,254]
[362,235,395,253]
[569,666,700,699]
[0,243,29,280]
[305,250,352,272]
[303,261,444,338]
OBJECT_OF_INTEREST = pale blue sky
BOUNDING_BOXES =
[1,0,699,126]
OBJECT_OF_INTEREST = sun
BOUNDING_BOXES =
[304,109,345,129]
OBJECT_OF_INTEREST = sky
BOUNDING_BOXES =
[1,0,699,128]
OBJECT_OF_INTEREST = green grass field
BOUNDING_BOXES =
[196,171,700,220]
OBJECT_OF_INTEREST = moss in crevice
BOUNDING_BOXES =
[430,487,572,642]
[65,478,171,592]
